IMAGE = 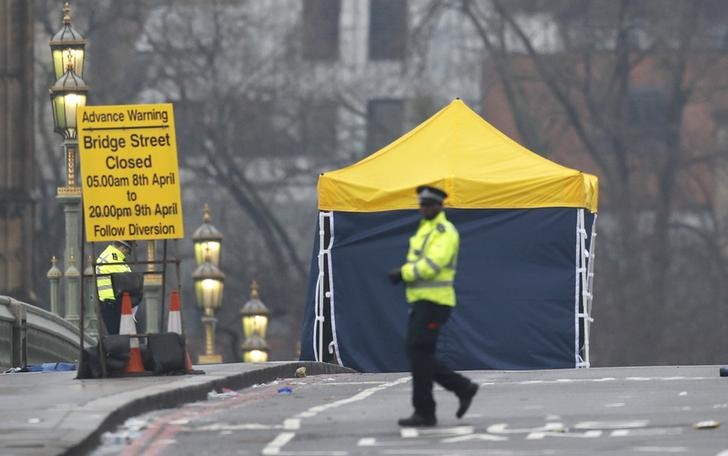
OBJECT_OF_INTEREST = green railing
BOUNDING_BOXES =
[0,295,94,369]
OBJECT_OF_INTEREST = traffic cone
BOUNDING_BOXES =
[120,292,145,374]
[167,290,194,373]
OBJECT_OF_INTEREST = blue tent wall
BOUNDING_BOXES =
[300,208,595,372]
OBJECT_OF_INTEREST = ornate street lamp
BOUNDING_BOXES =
[192,204,223,267]
[193,250,225,364]
[49,62,88,140]
[241,334,269,363]
[49,3,86,80]
[241,280,270,362]
[48,2,88,326]
[241,280,269,339]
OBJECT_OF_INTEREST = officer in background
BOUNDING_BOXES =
[388,185,478,427]
[96,240,134,335]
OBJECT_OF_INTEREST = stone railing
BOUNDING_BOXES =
[0,295,95,369]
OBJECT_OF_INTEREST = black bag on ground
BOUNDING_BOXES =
[76,335,131,379]
[146,333,187,375]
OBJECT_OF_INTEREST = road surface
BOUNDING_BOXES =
[94,365,728,455]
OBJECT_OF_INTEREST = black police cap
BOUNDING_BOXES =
[416,185,448,204]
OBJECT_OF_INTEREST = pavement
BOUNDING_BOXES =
[0,361,355,456]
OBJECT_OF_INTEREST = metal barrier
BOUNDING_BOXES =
[0,295,94,369]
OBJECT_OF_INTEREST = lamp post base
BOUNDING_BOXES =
[198,354,223,364]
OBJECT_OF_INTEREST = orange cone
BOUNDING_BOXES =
[167,290,193,372]
[120,292,145,374]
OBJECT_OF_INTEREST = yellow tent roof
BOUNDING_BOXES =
[318,99,598,212]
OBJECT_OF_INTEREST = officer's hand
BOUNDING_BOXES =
[388,268,403,285]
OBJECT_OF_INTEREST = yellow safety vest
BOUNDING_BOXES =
[400,211,459,306]
[96,245,131,301]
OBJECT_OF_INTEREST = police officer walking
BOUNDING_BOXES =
[388,185,478,427]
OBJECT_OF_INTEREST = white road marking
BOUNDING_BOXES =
[441,433,508,443]
[574,420,649,430]
[712,404,728,409]
[477,376,713,387]
[357,437,423,447]
[527,430,602,440]
[400,428,418,438]
[633,446,687,453]
[262,376,409,455]
[612,428,682,437]
[604,403,625,408]
[189,421,299,432]
[400,426,474,438]
[545,414,561,421]
[678,391,688,396]
[380,450,533,455]
[715,450,728,456]
[294,377,410,420]
[283,419,300,430]
[195,423,277,431]
[488,422,565,434]
[261,432,295,455]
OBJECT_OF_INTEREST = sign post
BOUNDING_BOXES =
[77,104,184,376]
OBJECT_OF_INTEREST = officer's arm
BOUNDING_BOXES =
[401,231,454,282]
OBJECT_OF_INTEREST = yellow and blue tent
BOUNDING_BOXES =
[301,99,598,372]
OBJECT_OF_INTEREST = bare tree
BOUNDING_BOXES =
[448,0,728,364]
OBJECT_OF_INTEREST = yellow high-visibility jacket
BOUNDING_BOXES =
[96,244,131,301]
[400,211,459,306]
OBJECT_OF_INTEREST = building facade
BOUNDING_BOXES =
[0,0,34,301]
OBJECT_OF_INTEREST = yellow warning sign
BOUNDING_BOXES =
[77,103,184,241]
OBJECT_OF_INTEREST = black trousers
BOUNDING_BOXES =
[100,299,122,335]
[406,300,471,416]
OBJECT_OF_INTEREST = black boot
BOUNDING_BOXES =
[456,383,479,418]
[398,413,437,427]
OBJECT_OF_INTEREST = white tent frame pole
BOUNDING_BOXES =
[313,211,342,365]
[326,213,343,365]
[583,214,598,366]
[576,209,590,368]
[314,211,330,362]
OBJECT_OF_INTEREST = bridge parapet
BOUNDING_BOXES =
[0,296,94,369]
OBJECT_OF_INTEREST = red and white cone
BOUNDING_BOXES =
[167,289,194,373]
[120,292,145,374]
[167,289,183,334]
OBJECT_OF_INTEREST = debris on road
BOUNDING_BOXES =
[99,417,150,447]
[277,387,293,395]
[692,420,720,429]
[295,366,307,378]
[252,379,279,388]
[207,388,240,399]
